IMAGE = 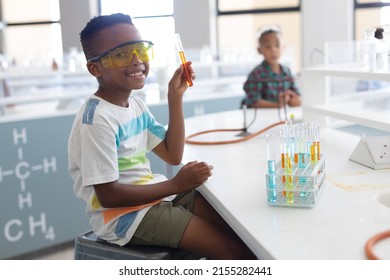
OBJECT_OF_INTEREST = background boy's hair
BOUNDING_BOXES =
[80,13,134,60]
[256,24,282,43]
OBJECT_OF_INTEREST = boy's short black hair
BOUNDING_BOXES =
[256,24,282,44]
[80,13,134,60]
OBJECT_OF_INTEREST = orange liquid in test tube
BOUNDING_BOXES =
[175,33,193,87]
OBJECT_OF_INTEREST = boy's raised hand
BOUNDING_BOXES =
[168,62,195,96]
[171,161,213,193]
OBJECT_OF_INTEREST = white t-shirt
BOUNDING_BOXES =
[68,95,173,245]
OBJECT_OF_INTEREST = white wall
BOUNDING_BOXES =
[301,0,354,67]
[59,0,98,53]
[174,0,211,49]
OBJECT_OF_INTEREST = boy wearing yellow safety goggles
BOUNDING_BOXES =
[68,13,255,260]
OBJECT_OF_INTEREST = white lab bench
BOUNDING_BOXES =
[182,108,390,259]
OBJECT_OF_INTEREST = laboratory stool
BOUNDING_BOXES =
[74,230,200,260]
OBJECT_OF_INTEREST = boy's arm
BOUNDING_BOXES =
[153,63,194,165]
[254,98,280,108]
[254,90,301,108]
[243,71,263,108]
[287,93,301,106]
[285,89,301,107]
[287,69,301,107]
[93,160,212,208]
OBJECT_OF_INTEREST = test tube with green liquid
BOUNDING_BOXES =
[297,127,307,169]
[297,127,308,196]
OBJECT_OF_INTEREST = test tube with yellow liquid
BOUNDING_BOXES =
[285,141,294,204]
[310,125,320,164]
[280,131,286,187]
[315,126,321,161]
[175,33,193,87]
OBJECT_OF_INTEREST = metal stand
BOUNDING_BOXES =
[236,104,252,137]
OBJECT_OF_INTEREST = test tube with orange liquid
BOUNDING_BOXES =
[175,33,193,87]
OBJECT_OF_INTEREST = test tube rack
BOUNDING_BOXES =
[265,154,326,208]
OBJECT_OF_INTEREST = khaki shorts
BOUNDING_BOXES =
[128,190,198,248]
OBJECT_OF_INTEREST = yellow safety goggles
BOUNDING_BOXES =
[88,40,154,69]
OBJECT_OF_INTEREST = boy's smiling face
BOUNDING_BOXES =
[90,23,150,95]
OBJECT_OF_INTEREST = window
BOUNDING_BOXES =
[216,0,301,74]
[100,0,175,68]
[355,0,390,40]
[218,0,300,11]
[100,0,173,17]
[0,0,62,69]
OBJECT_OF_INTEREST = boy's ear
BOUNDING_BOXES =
[86,62,102,78]
[257,46,262,55]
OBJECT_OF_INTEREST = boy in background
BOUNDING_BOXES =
[243,25,301,108]
[68,13,255,260]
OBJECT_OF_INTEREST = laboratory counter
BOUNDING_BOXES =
[182,108,390,260]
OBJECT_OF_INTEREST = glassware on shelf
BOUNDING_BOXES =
[358,28,379,72]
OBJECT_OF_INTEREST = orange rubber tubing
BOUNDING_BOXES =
[365,229,390,260]
[185,121,285,145]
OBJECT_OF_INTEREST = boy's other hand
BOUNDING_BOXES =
[171,161,213,192]
[278,90,292,105]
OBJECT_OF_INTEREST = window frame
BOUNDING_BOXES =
[216,0,301,15]
[0,0,61,65]
[97,1,176,71]
[354,0,390,9]
[354,0,390,39]
[0,0,60,26]
[215,0,302,72]
[97,0,174,19]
